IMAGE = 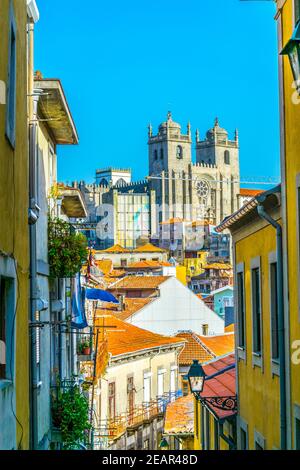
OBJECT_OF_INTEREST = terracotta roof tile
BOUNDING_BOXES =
[95,259,113,275]
[95,298,154,321]
[164,394,194,435]
[195,333,235,357]
[133,243,166,253]
[108,275,170,290]
[127,260,172,269]
[97,244,130,254]
[201,354,236,419]
[239,188,264,197]
[204,263,232,270]
[94,315,185,357]
[176,332,214,366]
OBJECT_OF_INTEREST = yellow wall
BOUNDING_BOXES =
[176,265,187,286]
[184,251,208,279]
[0,0,30,449]
[193,398,233,450]
[235,221,280,449]
[277,0,300,448]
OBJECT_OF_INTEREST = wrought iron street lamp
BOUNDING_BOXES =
[187,359,206,394]
[281,21,300,91]
[159,437,169,450]
[187,360,237,412]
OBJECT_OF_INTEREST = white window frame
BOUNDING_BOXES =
[251,257,263,369]
[236,262,246,361]
[269,251,280,376]
[238,417,249,450]
[254,429,266,450]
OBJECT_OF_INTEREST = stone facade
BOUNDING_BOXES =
[75,113,240,250]
[148,113,240,230]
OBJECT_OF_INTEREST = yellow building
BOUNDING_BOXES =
[276,0,300,449]
[183,251,208,280]
[0,0,38,450]
[192,354,237,450]
[217,188,282,449]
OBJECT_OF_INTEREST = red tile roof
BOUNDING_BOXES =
[195,333,235,357]
[176,332,234,366]
[94,315,185,357]
[239,188,264,197]
[97,244,130,254]
[133,243,166,253]
[164,394,194,435]
[200,354,236,419]
[225,324,235,333]
[108,275,170,290]
[176,332,214,366]
[95,298,154,321]
[127,260,172,269]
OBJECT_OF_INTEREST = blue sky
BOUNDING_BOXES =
[35,0,279,185]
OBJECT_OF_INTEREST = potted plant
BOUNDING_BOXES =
[79,340,91,356]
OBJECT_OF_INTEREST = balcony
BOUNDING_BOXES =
[92,390,182,449]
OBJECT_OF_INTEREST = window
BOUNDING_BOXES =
[6,4,17,147]
[252,267,262,354]
[224,150,230,165]
[237,271,246,348]
[120,259,127,267]
[108,382,116,419]
[270,262,279,361]
[240,428,248,450]
[0,275,14,381]
[154,149,158,160]
[295,0,300,23]
[127,376,134,422]
[0,278,6,379]
[160,148,164,159]
[296,418,300,450]
[176,145,183,159]
[157,370,165,397]
[143,373,151,403]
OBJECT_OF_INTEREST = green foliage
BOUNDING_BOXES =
[52,384,91,450]
[48,216,87,278]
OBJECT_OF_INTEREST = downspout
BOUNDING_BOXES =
[256,202,286,450]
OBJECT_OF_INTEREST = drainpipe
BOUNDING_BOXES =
[256,202,286,450]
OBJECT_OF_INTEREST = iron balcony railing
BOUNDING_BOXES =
[92,390,182,449]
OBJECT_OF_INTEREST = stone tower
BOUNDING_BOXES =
[195,118,240,218]
[148,112,192,223]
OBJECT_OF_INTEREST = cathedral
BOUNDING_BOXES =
[148,112,240,227]
[74,113,241,249]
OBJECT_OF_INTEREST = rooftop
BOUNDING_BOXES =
[108,275,170,291]
[96,297,154,322]
[164,394,194,436]
[94,314,185,358]
[126,260,172,269]
[201,354,236,420]
[176,331,234,366]
[133,243,166,253]
[239,188,264,197]
[97,244,131,254]
[204,263,232,270]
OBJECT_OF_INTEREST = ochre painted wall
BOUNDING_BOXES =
[235,222,280,449]
[279,0,300,448]
[0,0,30,449]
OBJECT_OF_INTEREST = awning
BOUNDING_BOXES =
[86,288,119,304]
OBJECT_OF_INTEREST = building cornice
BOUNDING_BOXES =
[27,0,39,23]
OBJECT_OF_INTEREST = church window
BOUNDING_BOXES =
[224,150,230,165]
[176,145,183,159]
[154,150,158,160]
[160,148,164,159]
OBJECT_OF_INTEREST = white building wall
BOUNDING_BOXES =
[97,348,180,424]
[128,277,224,336]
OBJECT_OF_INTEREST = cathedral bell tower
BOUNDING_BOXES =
[148,112,193,226]
[148,111,192,176]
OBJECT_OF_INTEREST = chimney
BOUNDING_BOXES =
[118,294,126,312]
